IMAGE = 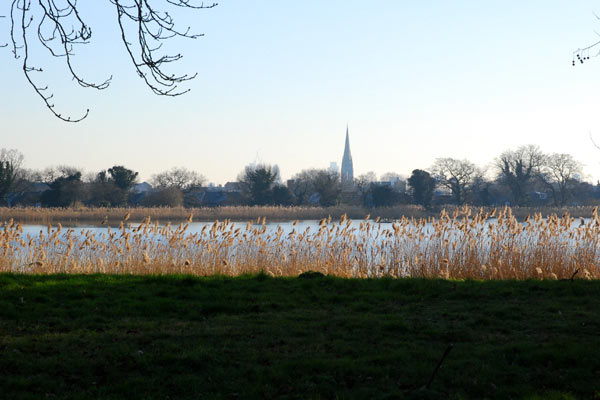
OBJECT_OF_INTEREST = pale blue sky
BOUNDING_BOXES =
[2,1,600,184]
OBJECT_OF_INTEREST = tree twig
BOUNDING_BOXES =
[570,269,579,282]
[6,0,218,121]
[426,344,453,390]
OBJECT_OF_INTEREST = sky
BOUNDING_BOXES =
[2,1,600,184]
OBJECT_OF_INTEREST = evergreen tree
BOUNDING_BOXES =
[408,169,436,209]
[239,164,279,206]
[0,161,16,206]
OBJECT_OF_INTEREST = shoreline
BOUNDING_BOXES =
[0,204,598,225]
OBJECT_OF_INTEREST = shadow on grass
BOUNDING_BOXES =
[1,274,599,399]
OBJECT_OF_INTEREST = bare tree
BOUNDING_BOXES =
[538,153,583,206]
[431,157,479,205]
[32,165,84,184]
[495,145,544,206]
[354,171,376,204]
[151,167,206,191]
[2,1,217,122]
[380,172,406,192]
[289,169,319,205]
[311,169,341,207]
[380,172,403,182]
[355,172,376,187]
[573,22,600,66]
[0,148,24,171]
[290,168,341,206]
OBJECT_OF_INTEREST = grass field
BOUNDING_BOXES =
[1,274,599,399]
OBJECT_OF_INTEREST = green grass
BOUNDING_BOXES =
[1,274,599,399]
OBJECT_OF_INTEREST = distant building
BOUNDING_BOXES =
[341,125,354,185]
[224,182,242,192]
[184,187,243,207]
[380,177,407,193]
[272,164,281,183]
[6,182,50,207]
[328,162,339,175]
[132,182,152,193]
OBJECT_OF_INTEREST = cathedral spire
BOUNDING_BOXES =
[341,125,354,184]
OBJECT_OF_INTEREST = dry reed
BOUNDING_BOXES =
[0,205,427,224]
[1,206,599,279]
[1,205,598,226]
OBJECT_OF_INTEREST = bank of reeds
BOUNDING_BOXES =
[1,206,599,279]
[0,205,428,224]
[1,204,598,225]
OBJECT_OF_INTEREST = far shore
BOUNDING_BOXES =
[1,204,598,225]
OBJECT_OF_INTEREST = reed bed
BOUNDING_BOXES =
[1,204,598,226]
[1,206,599,279]
[0,205,428,224]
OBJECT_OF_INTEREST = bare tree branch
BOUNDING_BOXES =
[573,14,600,66]
[0,15,7,47]
[589,131,600,151]
[2,0,217,121]
[573,41,598,66]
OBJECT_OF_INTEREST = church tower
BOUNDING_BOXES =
[341,125,354,185]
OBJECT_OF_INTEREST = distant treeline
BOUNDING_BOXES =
[1,145,599,209]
